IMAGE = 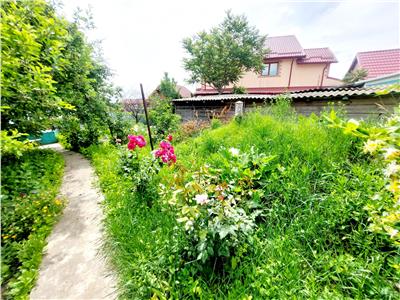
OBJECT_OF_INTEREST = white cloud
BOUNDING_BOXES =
[60,0,399,96]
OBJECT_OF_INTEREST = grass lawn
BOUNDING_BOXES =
[88,108,399,299]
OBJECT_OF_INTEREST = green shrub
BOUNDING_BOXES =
[1,149,64,299]
[163,147,275,266]
[149,96,181,142]
[210,118,222,129]
[106,109,134,144]
[232,85,247,94]
[58,116,105,151]
[0,129,36,161]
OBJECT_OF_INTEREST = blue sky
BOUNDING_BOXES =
[61,0,400,97]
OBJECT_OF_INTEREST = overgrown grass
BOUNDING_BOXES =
[1,149,65,299]
[88,109,399,299]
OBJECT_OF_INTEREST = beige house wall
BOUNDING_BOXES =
[224,59,342,89]
[232,59,293,88]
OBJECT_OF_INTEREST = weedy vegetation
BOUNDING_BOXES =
[87,100,399,299]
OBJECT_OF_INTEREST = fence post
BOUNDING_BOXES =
[140,83,154,151]
[235,101,244,116]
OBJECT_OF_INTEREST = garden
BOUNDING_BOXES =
[86,101,400,299]
[1,1,399,299]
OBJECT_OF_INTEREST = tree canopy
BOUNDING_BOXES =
[343,68,368,84]
[1,0,123,150]
[183,11,266,94]
[158,72,180,99]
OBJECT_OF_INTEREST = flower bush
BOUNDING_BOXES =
[120,134,176,206]
[162,147,276,265]
[325,107,400,246]
[154,140,176,164]
[127,135,146,150]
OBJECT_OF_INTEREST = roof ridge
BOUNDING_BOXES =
[303,47,330,50]
[266,34,297,38]
[357,48,400,54]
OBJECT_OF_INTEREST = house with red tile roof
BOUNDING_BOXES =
[195,35,342,95]
[150,84,192,99]
[347,49,400,80]
[346,49,400,86]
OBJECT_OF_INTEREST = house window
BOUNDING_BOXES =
[261,63,278,76]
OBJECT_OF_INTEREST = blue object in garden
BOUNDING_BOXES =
[29,130,58,145]
[40,130,58,144]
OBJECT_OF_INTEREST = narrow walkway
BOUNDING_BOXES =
[31,144,116,300]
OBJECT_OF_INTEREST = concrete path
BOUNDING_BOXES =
[31,144,116,300]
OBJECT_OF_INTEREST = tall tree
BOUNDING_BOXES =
[159,72,180,99]
[1,0,122,150]
[183,11,266,94]
[1,0,70,134]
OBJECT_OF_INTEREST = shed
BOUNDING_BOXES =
[172,85,399,121]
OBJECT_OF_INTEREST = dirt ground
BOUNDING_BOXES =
[30,144,116,300]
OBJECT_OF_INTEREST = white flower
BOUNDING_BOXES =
[383,147,400,160]
[389,229,399,238]
[195,193,209,205]
[384,161,400,177]
[348,119,360,127]
[185,220,194,231]
[229,147,240,156]
[363,140,384,154]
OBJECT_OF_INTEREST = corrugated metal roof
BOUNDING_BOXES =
[173,85,400,102]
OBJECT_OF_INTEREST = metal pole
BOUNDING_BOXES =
[140,83,154,150]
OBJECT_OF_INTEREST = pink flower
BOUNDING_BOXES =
[135,135,146,148]
[195,194,209,205]
[127,135,147,150]
[127,140,137,150]
[154,140,176,164]
[167,134,173,142]
[160,141,171,150]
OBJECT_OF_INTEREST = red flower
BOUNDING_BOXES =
[127,135,147,150]
[154,140,176,164]
[167,134,173,142]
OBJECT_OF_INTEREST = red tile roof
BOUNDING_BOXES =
[176,85,192,98]
[264,36,337,64]
[297,48,337,64]
[265,35,305,59]
[349,49,400,79]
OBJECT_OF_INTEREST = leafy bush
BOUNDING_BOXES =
[0,130,35,161]
[325,107,400,246]
[106,108,134,144]
[149,96,181,141]
[163,147,275,266]
[232,85,247,94]
[1,149,64,299]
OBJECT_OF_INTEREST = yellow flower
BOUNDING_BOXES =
[387,179,400,194]
[54,199,62,206]
[363,140,384,154]
[383,147,400,160]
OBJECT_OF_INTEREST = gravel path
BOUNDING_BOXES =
[31,144,116,300]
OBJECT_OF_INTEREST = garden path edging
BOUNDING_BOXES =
[30,143,116,300]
